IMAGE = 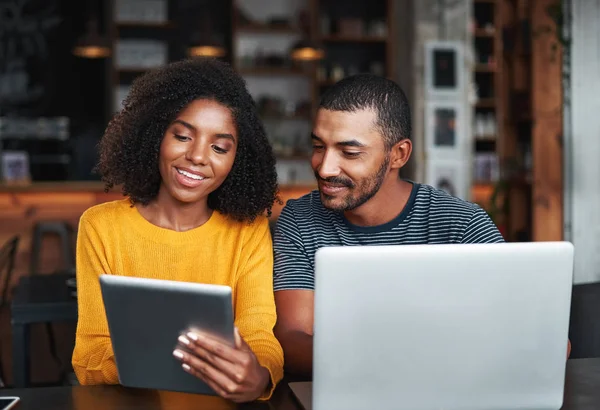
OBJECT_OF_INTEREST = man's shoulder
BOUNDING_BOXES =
[276,190,342,238]
[413,184,502,243]
[280,190,329,219]
[414,183,484,217]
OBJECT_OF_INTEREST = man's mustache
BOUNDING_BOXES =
[314,173,355,189]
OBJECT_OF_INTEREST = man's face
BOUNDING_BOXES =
[311,108,391,212]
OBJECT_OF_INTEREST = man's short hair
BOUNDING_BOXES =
[319,74,412,149]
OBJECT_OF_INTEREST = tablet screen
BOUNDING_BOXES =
[0,397,19,410]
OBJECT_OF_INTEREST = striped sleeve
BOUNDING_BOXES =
[460,206,505,244]
[273,203,315,291]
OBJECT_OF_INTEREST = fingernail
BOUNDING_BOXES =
[173,350,184,359]
[187,332,199,341]
[182,363,191,371]
[178,335,190,345]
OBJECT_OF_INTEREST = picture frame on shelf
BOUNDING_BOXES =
[424,40,463,98]
[115,0,168,24]
[1,150,31,185]
[425,100,465,156]
[426,159,468,200]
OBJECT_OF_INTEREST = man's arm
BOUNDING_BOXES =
[272,203,316,377]
[461,206,505,243]
[274,290,314,377]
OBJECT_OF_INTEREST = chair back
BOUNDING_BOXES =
[569,282,600,358]
[0,236,19,307]
[0,235,19,388]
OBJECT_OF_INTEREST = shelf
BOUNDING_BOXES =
[472,181,496,188]
[236,24,299,34]
[116,21,175,28]
[474,135,497,141]
[475,64,496,72]
[471,183,495,208]
[474,29,495,38]
[321,35,387,43]
[476,99,496,108]
[238,67,311,77]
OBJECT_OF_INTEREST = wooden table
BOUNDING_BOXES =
[1,359,599,409]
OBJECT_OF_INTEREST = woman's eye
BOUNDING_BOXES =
[213,145,228,154]
[174,134,190,141]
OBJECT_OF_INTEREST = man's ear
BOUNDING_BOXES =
[389,139,412,170]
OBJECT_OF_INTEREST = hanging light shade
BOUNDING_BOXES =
[290,39,325,61]
[187,15,227,58]
[188,40,227,58]
[73,19,111,59]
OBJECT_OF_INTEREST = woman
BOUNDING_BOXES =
[71,58,282,402]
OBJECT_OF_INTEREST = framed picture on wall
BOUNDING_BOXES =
[1,150,31,184]
[426,159,468,200]
[424,41,463,97]
[425,100,464,155]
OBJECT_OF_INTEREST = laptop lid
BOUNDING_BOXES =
[312,242,574,410]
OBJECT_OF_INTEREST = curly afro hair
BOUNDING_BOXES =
[96,57,280,222]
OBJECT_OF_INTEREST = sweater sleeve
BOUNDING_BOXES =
[71,212,119,385]
[234,218,284,400]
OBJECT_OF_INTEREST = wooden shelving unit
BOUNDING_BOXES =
[314,0,396,91]
[230,0,316,186]
[471,0,563,242]
[237,67,311,77]
[230,0,395,187]
[471,0,504,230]
[321,35,388,43]
[108,0,232,113]
[115,21,175,29]
[109,0,178,113]
[236,24,300,34]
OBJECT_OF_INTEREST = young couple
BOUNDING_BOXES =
[71,58,511,403]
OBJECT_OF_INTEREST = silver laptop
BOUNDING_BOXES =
[99,275,234,395]
[291,242,574,410]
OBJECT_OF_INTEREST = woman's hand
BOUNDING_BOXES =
[173,327,270,403]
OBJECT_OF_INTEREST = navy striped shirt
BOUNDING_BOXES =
[273,182,505,291]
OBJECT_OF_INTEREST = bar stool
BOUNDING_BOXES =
[0,235,20,387]
[29,221,75,275]
[28,221,75,386]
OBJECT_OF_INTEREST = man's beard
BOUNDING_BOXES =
[316,156,390,212]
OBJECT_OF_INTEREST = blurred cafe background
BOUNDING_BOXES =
[1,0,599,390]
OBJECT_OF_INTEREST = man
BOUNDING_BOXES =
[272,74,506,377]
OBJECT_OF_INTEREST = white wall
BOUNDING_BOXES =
[565,0,600,284]
[411,0,473,197]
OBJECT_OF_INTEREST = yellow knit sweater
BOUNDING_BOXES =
[71,199,283,399]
